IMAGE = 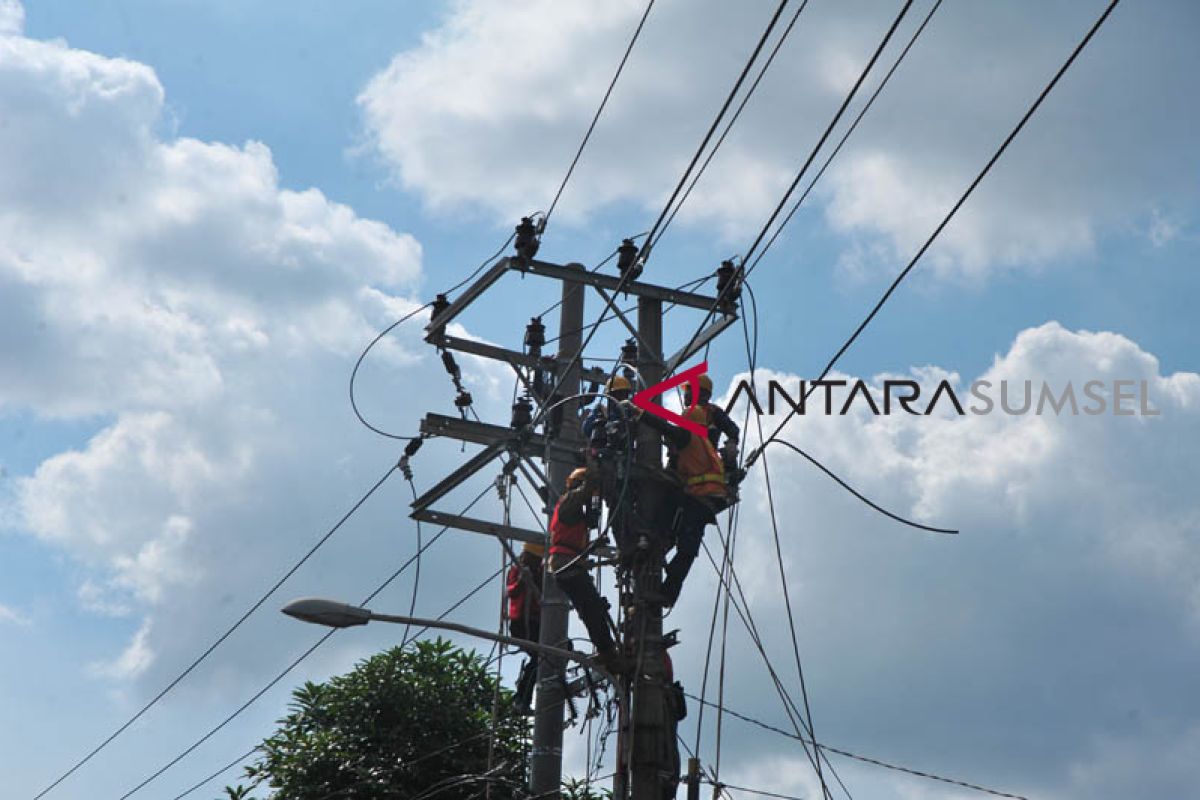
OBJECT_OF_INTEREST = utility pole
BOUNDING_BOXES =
[530,266,585,799]
[626,297,668,800]
[406,227,738,800]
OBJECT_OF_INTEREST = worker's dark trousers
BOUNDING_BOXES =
[663,495,721,605]
[556,567,615,653]
[509,617,540,711]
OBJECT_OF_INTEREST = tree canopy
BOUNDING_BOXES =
[226,638,528,800]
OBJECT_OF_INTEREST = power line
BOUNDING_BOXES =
[113,483,494,799]
[750,0,1122,462]
[684,693,1029,800]
[745,0,944,275]
[741,0,915,267]
[772,440,957,534]
[656,0,813,243]
[31,462,399,800]
[349,232,515,441]
[544,0,657,225]
[642,0,794,257]
[169,746,258,800]
[667,0,921,392]
[166,568,507,800]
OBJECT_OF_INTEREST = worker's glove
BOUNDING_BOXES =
[721,440,740,465]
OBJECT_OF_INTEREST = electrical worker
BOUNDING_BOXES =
[582,374,634,443]
[549,464,621,670]
[683,374,741,475]
[505,541,543,712]
[637,403,732,606]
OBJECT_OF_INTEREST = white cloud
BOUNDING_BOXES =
[0,602,31,626]
[676,322,1200,799]
[358,0,1200,279]
[0,0,22,36]
[90,620,155,680]
[0,22,512,690]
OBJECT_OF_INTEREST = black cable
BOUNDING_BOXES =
[349,232,515,441]
[401,478,425,646]
[544,0,657,226]
[665,0,920,393]
[751,0,1122,461]
[168,746,259,800]
[31,463,399,800]
[745,0,944,275]
[773,440,957,534]
[657,0,813,242]
[113,483,493,800]
[641,0,794,257]
[740,0,915,267]
[685,694,1028,800]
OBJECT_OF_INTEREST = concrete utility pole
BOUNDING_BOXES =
[530,266,585,798]
[624,298,670,800]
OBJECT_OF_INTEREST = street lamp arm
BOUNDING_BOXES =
[368,612,608,679]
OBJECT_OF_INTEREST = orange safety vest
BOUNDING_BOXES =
[549,501,588,558]
[676,407,727,498]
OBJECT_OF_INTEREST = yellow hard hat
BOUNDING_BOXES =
[698,374,713,394]
[607,375,632,393]
[523,540,545,557]
[566,467,589,488]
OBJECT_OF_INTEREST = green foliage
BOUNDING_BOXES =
[224,638,528,800]
[561,777,613,800]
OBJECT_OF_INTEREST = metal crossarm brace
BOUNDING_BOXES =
[514,257,723,311]
[425,332,611,386]
[426,259,511,333]
[409,440,508,514]
[419,413,580,466]
[410,509,545,546]
[664,313,738,373]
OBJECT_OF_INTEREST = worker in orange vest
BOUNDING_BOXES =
[638,403,732,606]
[505,541,544,712]
[683,373,742,479]
[549,464,619,669]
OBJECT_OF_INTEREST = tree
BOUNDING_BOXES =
[226,638,528,800]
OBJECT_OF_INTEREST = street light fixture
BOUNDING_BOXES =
[280,597,609,681]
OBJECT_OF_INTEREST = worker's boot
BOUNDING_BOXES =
[661,555,694,607]
[514,658,537,713]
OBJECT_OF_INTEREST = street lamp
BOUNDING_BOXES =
[281,597,608,680]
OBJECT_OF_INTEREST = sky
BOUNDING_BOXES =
[1,1,1198,798]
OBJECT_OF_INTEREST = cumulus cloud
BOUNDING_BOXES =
[0,19,514,699]
[358,0,1200,279]
[660,322,1200,799]
[0,0,22,36]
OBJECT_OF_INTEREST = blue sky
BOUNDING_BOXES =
[2,1,1198,799]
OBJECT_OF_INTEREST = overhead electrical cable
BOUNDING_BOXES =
[544,0,658,226]
[656,0,814,243]
[31,462,400,800]
[745,0,944,275]
[749,0,1122,462]
[685,693,1029,799]
[114,484,495,799]
[641,0,794,256]
[740,0,915,267]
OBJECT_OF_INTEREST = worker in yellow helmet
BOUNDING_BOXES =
[582,373,635,446]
